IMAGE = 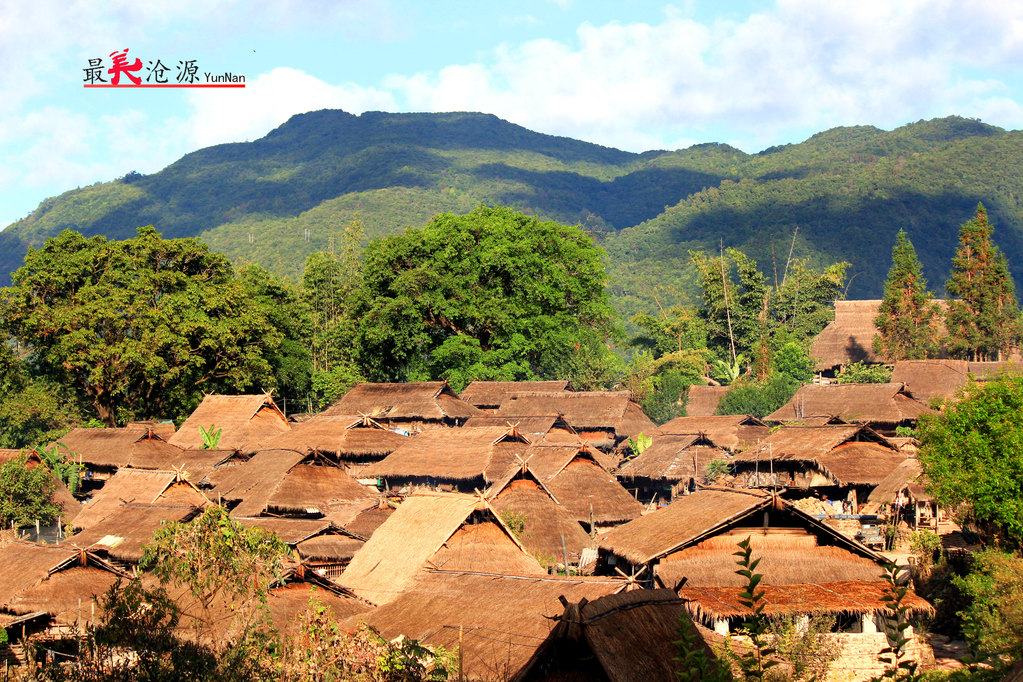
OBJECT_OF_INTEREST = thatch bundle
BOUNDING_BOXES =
[169,393,290,451]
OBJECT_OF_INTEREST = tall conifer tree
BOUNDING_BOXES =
[874,230,940,361]
[945,204,1023,361]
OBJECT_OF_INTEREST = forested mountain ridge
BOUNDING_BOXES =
[3,111,1023,315]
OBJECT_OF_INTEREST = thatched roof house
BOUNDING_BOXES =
[463,414,579,443]
[731,424,906,492]
[891,359,1023,404]
[238,414,409,464]
[72,469,210,530]
[764,383,932,433]
[809,299,883,371]
[655,414,769,451]
[338,492,544,605]
[54,427,183,472]
[168,393,290,451]
[236,517,369,576]
[684,385,732,417]
[66,504,200,564]
[522,588,710,682]
[495,391,655,450]
[265,579,369,639]
[363,426,529,492]
[524,444,645,529]
[617,434,730,503]
[343,570,626,681]
[486,465,594,563]
[321,381,479,429]
[459,380,571,411]
[596,488,932,629]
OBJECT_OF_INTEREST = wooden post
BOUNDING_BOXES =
[561,534,570,577]
[458,625,464,682]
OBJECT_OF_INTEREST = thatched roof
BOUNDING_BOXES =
[239,415,410,458]
[617,434,729,484]
[459,381,571,410]
[865,458,927,507]
[363,427,528,485]
[765,383,932,426]
[655,414,769,451]
[4,566,123,624]
[891,360,971,403]
[338,492,542,605]
[0,543,82,608]
[734,424,891,461]
[343,503,395,540]
[55,427,180,469]
[345,570,625,681]
[126,448,232,481]
[203,449,306,517]
[489,478,593,560]
[265,463,377,524]
[652,531,886,589]
[125,420,176,439]
[296,535,365,563]
[234,517,337,544]
[680,580,933,624]
[0,448,23,464]
[534,588,703,682]
[462,414,579,443]
[66,504,200,563]
[169,393,289,451]
[524,445,644,525]
[597,488,773,566]
[321,382,480,423]
[685,386,732,417]
[73,469,208,529]
[809,299,882,370]
[495,391,655,440]
[266,582,369,638]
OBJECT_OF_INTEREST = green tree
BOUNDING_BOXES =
[0,227,284,425]
[835,361,893,384]
[714,373,799,419]
[874,230,942,361]
[349,206,619,389]
[0,342,82,448]
[917,372,1023,547]
[952,549,1023,663]
[0,454,60,527]
[945,204,1023,361]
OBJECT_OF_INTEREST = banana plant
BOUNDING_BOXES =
[200,424,222,450]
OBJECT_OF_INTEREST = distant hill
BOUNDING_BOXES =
[3,111,1023,320]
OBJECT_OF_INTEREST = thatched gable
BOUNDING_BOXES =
[891,359,1023,404]
[764,383,932,430]
[524,588,707,682]
[459,380,571,410]
[463,414,579,443]
[239,414,409,460]
[344,570,626,681]
[321,382,480,426]
[55,427,180,470]
[169,393,289,451]
[125,420,176,439]
[864,458,927,508]
[338,492,543,605]
[810,299,883,371]
[66,504,200,563]
[343,502,394,540]
[363,426,529,489]
[684,385,731,417]
[266,582,369,638]
[655,414,770,451]
[523,444,644,527]
[72,469,209,530]
[495,391,655,447]
[617,433,729,484]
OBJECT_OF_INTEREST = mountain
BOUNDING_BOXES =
[3,111,1023,320]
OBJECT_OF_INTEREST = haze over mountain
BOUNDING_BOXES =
[3,110,1022,318]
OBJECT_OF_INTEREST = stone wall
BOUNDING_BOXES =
[825,633,935,682]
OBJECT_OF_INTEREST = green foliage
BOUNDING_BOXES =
[836,361,893,384]
[874,230,942,361]
[675,616,730,682]
[0,454,59,527]
[945,204,1023,361]
[628,432,653,455]
[349,206,619,386]
[910,530,942,569]
[711,354,745,385]
[715,374,799,419]
[0,227,286,425]
[727,536,778,680]
[766,614,843,681]
[499,510,528,540]
[199,424,222,450]
[917,372,1023,547]
[309,361,365,412]
[772,342,815,383]
[952,549,1023,662]
[704,458,731,484]
[872,561,923,681]
[38,442,84,495]
[0,343,81,448]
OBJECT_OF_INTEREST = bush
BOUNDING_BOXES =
[835,361,892,384]
[715,374,799,419]
[952,549,1023,662]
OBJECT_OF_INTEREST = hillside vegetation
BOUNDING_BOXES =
[4,111,1023,318]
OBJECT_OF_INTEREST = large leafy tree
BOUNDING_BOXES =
[349,205,619,389]
[917,372,1023,548]
[0,227,283,425]
[0,454,60,527]
[0,343,82,448]
[945,204,1023,361]
[873,230,941,361]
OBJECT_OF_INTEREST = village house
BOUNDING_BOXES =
[764,383,932,435]
[168,393,291,451]
[459,380,571,412]
[653,414,770,452]
[682,385,732,417]
[616,433,730,503]
[320,381,480,431]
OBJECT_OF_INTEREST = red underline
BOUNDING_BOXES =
[83,84,245,88]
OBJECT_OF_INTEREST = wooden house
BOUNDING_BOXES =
[597,488,932,637]
[616,433,730,503]
[654,414,770,452]
[495,391,655,450]
[320,381,480,430]
[65,504,201,565]
[168,393,290,451]
[343,570,626,681]
[862,458,940,529]
[459,380,571,412]
[236,517,369,578]
[71,468,210,530]
[764,383,932,434]
[363,426,529,493]
[730,424,906,506]
[683,385,731,417]
[338,492,544,605]
[524,444,644,531]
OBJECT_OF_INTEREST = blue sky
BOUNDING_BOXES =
[3,0,1023,230]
